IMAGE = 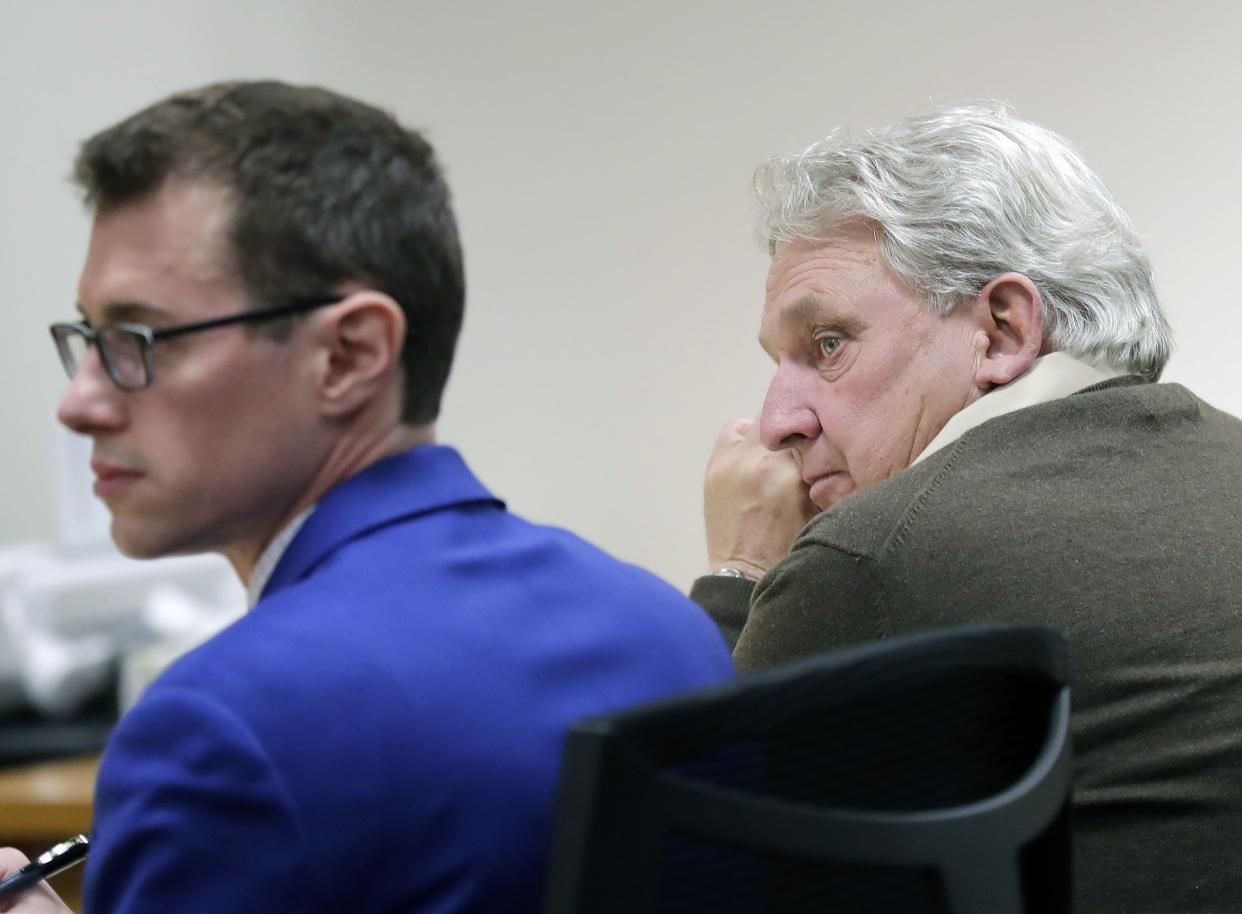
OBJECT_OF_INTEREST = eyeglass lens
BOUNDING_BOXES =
[54,325,150,390]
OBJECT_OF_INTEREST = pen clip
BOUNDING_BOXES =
[34,834,89,868]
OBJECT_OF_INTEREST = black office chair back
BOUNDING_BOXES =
[543,624,1071,914]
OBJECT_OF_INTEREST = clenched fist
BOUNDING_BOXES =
[703,418,819,580]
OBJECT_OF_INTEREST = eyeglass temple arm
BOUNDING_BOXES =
[149,295,346,341]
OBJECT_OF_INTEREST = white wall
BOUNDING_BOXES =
[2,0,1239,589]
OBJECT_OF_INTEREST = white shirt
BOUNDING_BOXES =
[913,352,1127,466]
[245,506,315,608]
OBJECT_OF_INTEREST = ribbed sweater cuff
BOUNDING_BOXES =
[689,574,755,652]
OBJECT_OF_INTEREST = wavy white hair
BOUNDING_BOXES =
[755,102,1171,380]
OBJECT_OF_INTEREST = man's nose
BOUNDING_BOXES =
[57,347,127,435]
[759,362,822,451]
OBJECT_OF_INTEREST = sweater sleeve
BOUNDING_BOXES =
[689,574,756,651]
[729,541,889,673]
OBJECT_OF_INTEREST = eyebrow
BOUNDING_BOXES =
[758,296,867,356]
[78,300,171,326]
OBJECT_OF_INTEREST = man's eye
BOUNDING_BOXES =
[817,336,842,358]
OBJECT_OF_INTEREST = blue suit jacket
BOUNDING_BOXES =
[85,446,734,913]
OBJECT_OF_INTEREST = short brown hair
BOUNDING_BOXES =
[73,80,465,424]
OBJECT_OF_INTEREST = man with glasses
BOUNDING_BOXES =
[0,81,733,914]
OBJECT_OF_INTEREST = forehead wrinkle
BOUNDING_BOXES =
[782,295,867,337]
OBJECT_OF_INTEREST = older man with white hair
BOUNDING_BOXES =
[695,102,1242,911]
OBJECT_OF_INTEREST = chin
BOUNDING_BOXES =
[109,519,181,560]
[111,538,169,561]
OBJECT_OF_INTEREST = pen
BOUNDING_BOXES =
[0,834,90,901]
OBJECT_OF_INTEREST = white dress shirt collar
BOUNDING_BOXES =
[246,506,315,608]
[913,352,1128,466]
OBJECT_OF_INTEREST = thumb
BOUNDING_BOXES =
[0,846,30,877]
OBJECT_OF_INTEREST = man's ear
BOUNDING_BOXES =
[972,272,1046,390]
[315,291,407,418]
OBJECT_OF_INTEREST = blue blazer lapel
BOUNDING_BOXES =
[260,445,503,600]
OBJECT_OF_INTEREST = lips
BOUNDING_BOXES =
[91,461,144,498]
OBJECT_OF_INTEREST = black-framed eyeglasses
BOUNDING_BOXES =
[49,294,345,392]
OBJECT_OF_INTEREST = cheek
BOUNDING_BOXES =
[136,376,300,486]
[842,428,900,485]
[833,390,924,483]
[922,320,980,381]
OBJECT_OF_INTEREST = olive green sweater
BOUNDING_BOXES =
[692,378,1242,912]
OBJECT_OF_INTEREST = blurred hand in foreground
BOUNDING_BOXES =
[0,849,73,914]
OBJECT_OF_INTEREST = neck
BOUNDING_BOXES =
[225,421,435,585]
